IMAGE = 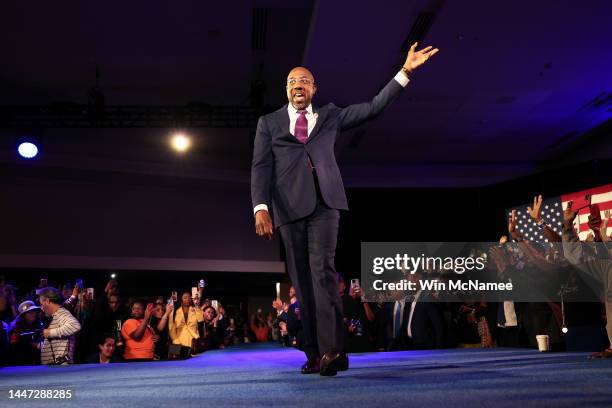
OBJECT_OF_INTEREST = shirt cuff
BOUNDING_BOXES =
[394,70,410,87]
[253,204,268,215]
[48,328,58,338]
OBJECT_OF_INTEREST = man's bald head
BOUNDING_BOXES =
[287,66,315,82]
[286,66,316,110]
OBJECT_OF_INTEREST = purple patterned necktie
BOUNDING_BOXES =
[294,109,308,143]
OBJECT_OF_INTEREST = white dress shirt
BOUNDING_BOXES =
[393,300,406,338]
[254,70,410,215]
[407,290,422,338]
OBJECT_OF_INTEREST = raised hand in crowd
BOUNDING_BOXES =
[527,195,561,242]
[508,209,523,241]
[563,200,577,230]
[104,279,118,296]
[527,195,543,221]
[587,204,604,242]
[489,246,511,276]
[349,284,362,300]
[602,209,611,242]
[272,299,283,312]
[144,303,154,321]
[166,302,174,316]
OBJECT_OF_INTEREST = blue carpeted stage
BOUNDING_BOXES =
[2,343,612,407]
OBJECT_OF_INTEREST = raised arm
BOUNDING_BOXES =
[338,42,439,131]
[527,195,561,242]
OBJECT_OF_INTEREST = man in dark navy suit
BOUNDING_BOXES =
[251,42,439,376]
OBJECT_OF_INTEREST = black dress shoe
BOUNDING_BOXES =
[319,351,349,376]
[336,353,349,371]
[301,357,320,374]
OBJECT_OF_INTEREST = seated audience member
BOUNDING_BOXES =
[168,292,204,353]
[121,300,157,362]
[339,275,375,352]
[38,287,82,365]
[86,334,122,364]
[8,301,44,365]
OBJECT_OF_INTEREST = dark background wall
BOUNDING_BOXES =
[0,159,610,300]
[335,159,612,279]
[0,163,279,265]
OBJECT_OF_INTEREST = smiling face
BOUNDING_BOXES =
[203,306,216,323]
[286,67,316,110]
[99,337,116,359]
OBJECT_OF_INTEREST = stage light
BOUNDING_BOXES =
[170,133,191,153]
[561,326,568,334]
[17,141,39,159]
[110,273,116,279]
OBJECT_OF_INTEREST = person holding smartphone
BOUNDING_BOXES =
[168,292,204,354]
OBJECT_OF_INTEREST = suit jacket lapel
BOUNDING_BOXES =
[275,105,295,141]
[306,104,327,144]
[275,103,327,143]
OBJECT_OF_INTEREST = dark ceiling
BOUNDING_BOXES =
[0,0,610,187]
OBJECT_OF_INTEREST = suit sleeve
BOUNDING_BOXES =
[426,303,445,348]
[251,116,274,211]
[337,77,405,131]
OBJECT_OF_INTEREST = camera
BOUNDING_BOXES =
[49,354,71,365]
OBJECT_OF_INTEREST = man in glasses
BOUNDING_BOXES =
[251,42,439,376]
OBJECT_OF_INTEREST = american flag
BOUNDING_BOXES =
[507,183,612,242]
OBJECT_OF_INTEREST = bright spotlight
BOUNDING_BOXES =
[110,273,116,279]
[171,133,192,152]
[561,326,568,334]
[18,142,39,159]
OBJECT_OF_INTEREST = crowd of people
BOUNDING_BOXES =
[0,277,272,366]
[270,196,611,357]
[1,195,610,366]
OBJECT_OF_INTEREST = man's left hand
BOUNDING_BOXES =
[43,329,51,339]
[403,42,439,75]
